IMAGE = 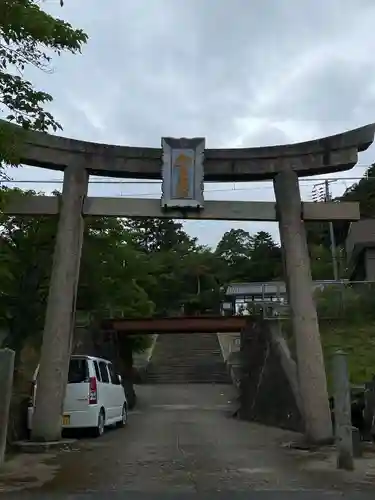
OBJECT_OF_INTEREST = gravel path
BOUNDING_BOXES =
[1,384,375,497]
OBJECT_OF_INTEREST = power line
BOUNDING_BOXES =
[3,162,374,185]
[2,172,370,199]
[0,180,360,193]
[2,175,374,185]
[0,185,350,199]
[1,181,343,193]
[312,180,339,280]
[1,179,160,185]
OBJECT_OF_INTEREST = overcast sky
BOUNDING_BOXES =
[4,0,375,246]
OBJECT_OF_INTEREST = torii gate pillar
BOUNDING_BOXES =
[31,165,89,442]
[274,169,332,443]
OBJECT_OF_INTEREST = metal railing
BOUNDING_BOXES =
[225,280,350,300]
[234,281,375,320]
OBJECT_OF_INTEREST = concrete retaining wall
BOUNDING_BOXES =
[133,334,158,375]
[217,333,241,387]
[238,320,304,432]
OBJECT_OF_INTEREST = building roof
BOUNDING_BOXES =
[225,280,349,297]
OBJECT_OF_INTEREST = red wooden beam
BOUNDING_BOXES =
[101,315,249,334]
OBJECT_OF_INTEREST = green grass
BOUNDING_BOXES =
[279,286,375,394]
[320,319,375,391]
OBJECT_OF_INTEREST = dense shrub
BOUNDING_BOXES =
[314,283,375,322]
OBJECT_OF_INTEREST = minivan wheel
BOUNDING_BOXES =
[117,403,128,428]
[93,409,105,437]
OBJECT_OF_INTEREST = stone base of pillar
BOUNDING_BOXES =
[0,349,15,465]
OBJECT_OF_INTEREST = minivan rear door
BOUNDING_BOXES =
[64,358,90,412]
[108,362,124,419]
[97,360,112,419]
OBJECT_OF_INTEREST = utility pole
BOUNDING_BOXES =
[333,350,354,470]
[325,180,339,281]
[312,181,339,281]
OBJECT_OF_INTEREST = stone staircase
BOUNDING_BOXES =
[145,333,231,384]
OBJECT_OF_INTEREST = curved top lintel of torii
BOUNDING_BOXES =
[3,119,375,182]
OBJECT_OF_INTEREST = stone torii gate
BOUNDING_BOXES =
[3,120,375,443]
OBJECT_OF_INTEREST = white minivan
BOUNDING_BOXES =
[28,355,128,437]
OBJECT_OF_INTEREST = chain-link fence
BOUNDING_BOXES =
[314,281,375,320]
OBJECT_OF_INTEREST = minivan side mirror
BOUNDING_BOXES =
[118,375,122,384]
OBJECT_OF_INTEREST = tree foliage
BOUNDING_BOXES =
[215,228,282,282]
[0,188,286,356]
[4,163,374,360]
[306,163,375,253]
[0,188,56,358]
[0,0,87,169]
[340,164,375,217]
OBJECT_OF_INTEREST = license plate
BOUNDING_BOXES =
[62,415,70,426]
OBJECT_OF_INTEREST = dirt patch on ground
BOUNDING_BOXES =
[0,452,60,493]
[284,444,375,489]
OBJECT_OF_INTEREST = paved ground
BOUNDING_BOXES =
[1,384,375,498]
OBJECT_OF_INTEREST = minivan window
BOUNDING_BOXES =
[108,363,120,385]
[99,361,109,383]
[93,360,101,381]
[68,359,89,384]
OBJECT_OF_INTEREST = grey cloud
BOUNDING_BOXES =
[260,59,375,125]
[38,0,375,145]
[239,124,291,147]
[6,0,375,245]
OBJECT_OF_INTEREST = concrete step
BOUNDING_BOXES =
[146,373,231,380]
[146,370,229,376]
[145,381,232,384]
[146,376,231,383]
[145,332,230,384]
[146,376,231,380]
[146,380,232,384]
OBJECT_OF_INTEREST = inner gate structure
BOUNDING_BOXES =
[3,119,375,443]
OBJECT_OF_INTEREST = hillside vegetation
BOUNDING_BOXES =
[317,284,375,389]
[304,164,375,388]
[273,164,375,389]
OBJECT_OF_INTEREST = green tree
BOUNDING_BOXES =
[248,231,282,282]
[340,164,375,217]
[181,249,224,314]
[0,190,156,360]
[215,228,253,281]
[78,216,155,318]
[0,188,56,355]
[124,217,196,254]
[0,0,87,171]
[123,217,201,315]
[215,229,282,283]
